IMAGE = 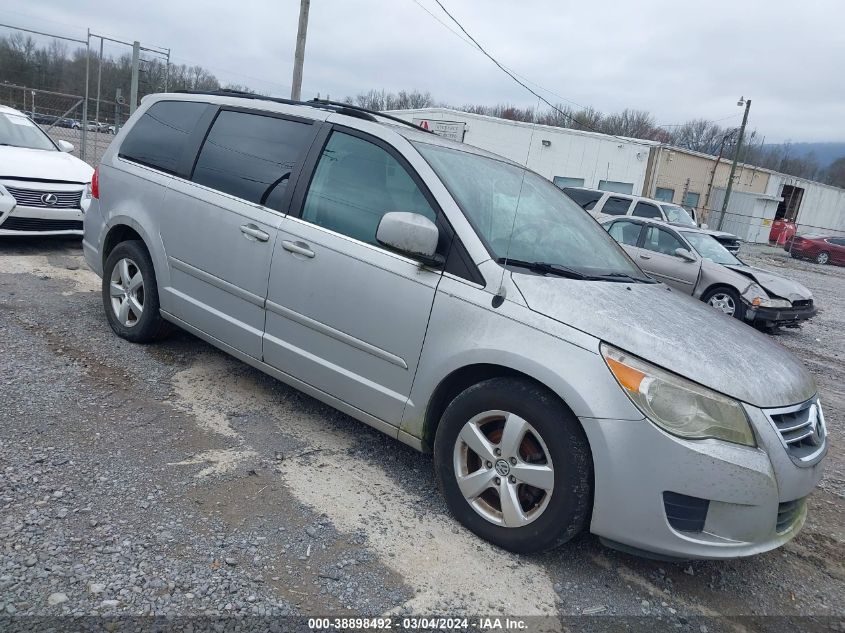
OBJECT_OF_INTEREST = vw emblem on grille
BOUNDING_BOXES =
[806,404,824,447]
[41,193,58,206]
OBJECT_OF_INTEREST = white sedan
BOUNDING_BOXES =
[0,105,94,236]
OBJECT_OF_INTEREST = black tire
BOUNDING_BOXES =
[815,251,830,265]
[701,286,744,320]
[102,240,172,343]
[433,377,592,554]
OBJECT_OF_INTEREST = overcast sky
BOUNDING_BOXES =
[3,0,844,142]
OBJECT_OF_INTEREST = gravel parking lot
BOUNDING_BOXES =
[0,239,842,629]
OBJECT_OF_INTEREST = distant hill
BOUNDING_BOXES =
[762,142,845,169]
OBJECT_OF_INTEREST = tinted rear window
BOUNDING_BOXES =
[602,197,632,215]
[563,188,602,210]
[119,101,209,175]
[632,202,663,219]
[192,110,313,211]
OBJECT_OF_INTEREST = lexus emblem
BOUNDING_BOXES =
[41,193,58,205]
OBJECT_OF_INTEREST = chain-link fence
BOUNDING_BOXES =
[1,83,130,166]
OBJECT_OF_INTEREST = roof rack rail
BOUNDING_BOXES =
[171,90,432,132]
[309,99,433,134]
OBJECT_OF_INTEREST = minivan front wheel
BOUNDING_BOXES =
[434,377,592,553]
[102,240,170,343]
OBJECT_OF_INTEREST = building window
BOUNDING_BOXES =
[655,187,674,202]
[553,176,585,190]
[598,180,634,194]
[682,191,701,208]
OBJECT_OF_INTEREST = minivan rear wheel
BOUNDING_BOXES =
[433,377,592,553]
[102,240,171,343]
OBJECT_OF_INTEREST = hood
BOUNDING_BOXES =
[0,146,94,183]
[513,274,815,408]
[724,265,812,303]
[701,228,738,240]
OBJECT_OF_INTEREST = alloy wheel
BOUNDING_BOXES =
[708,292,736,316]
[453,410,554,528]
[816,252,829,265]
[109,258,145,327]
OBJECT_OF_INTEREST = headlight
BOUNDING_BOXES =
[601,344,756,447]
[753,297,791,309]
[744,283,791,309]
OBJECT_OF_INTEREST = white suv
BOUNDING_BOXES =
[0,105,93,236]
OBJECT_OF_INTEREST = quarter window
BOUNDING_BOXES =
[632,202,663,219]
[643,226,685,256]
[119,101,209,175]
[301,131,436,247]
[192,110,313,211]
[607,220,643,246]
[602,197,633,216]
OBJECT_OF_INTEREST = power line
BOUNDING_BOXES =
[426,0,656,147]
[408,0,591,112]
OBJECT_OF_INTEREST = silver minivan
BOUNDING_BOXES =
[83,92,827,559]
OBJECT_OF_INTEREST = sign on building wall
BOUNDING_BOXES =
[412,119,466,142]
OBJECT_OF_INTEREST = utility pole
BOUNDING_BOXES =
[717,97,751,230]
[129,41,140,116]
[290,0,310,101]
[703,128,737,220]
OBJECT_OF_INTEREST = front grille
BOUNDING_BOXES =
[776,498,806,533]
[766,399,826,465]
[0,217,83,232]
[663,491,709,533]
[4,186,83,209]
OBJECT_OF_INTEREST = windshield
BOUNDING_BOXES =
[0,112,56,151]
[414,142,647,280]
[681,231,741,265]
[662,204,696,226]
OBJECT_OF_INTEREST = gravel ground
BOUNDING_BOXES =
[0,238,843,630]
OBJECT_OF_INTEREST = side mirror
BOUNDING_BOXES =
[675,247,696,262]
[700,223,709,229]
[377,212,444,267]
[57,140,74,153]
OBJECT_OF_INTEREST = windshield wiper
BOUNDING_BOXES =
[592,272,658,284]
[497,258,597,280]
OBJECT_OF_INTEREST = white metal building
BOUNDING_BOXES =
[391,108,845,241]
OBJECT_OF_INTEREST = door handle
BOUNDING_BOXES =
[240,224,270,242]
[282,240,315,258]
[639,254,651,260]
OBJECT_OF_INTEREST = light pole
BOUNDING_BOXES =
[717,97,752,230]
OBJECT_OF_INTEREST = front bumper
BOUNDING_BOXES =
[745,304,817,327]
[0,182,88,236]
[581,400,825,559]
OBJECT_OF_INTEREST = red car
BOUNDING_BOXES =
[785,234,845,266]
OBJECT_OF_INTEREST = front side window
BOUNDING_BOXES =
[662,204,697,226]
[119,100,209,174]
[632,202,663,219]
[643,226,685,256]
[414,142,646,279]
[0,111,56,151]
[607,220,643,246]
[553,176,585,190]
[301,131,436,246]
[602,197,633,216]
[192,110,312,211]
